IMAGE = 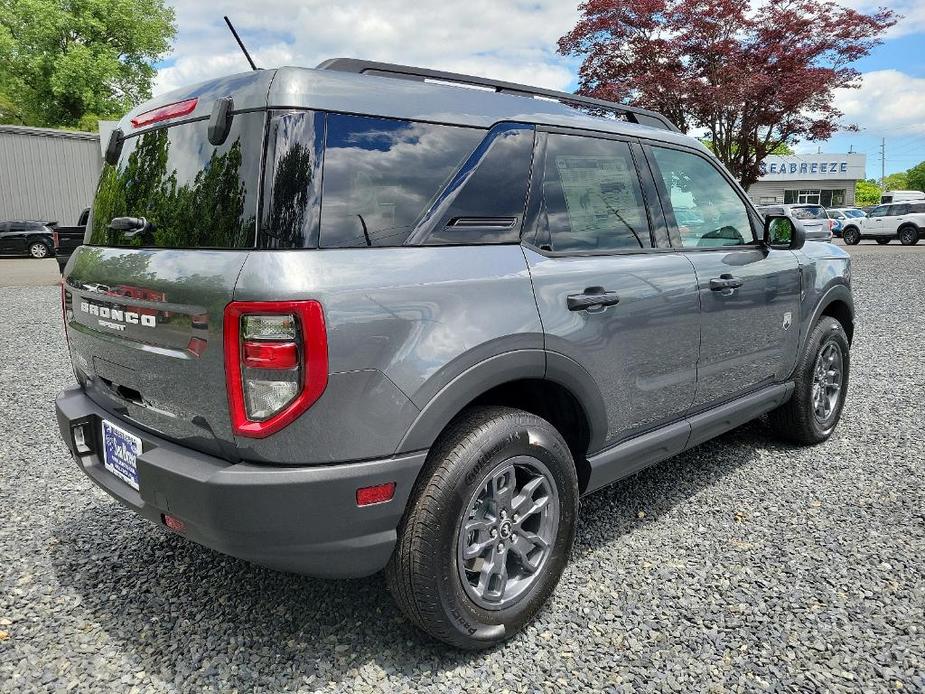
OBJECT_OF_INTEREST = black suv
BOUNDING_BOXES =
[0,220,55,258]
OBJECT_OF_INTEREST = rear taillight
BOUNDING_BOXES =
[224,301,328,438]
[130,98,198,129]
[52,230,60,248]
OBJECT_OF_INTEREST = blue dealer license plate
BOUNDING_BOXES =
[101,419,142,490]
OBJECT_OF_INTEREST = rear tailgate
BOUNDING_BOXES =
[64,249,249,457]
[62,71,272,458]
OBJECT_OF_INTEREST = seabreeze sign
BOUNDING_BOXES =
[758,153,866,181]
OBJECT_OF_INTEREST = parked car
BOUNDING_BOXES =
[56,60,854,649]
[841,201,925,245]
[880,190,925,204]
[52,208,90,273]
[756,204,834,241]
[0,220,56,258]
[827,208,866,237]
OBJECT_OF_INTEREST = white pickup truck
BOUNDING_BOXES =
[841,201,925,245]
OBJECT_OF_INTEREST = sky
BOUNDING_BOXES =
[153,1,925,180]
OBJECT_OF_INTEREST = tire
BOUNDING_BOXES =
[876,238,890,245]
[842,227,861,245]
[899,226,919,246]
[28,241,51,258]
[769,316,850,445]
[386,406,578,650]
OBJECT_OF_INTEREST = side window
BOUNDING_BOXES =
[650,147,755,248]
[319,114,483,248]
[869,205,888,217]
[539,133,651,252]
[890,204,910,216]
[418,123,534,245]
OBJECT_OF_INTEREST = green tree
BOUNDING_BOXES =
[855,179,881,207]
[881,172,909,191]
[905,161,925,192]
[0,0,175,129]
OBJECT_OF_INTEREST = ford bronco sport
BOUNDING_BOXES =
[56,59,854,649]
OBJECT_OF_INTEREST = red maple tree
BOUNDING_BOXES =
[558,0,898,189]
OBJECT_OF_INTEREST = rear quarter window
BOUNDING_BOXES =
[319,114,484,248]
[89,111,265,249]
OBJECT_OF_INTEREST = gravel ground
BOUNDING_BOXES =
[1,244,923,692]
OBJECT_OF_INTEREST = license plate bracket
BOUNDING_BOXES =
[101,419,142,490]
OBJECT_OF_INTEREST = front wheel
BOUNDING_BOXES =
[769,316,850,445]
[386,406,578,649]
[842,227,861,245]
[899,226,919,246]
[29,241,51,258]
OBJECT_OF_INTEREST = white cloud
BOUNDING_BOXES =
[155,1,580,95]
[834,69,925,136]
[838,0,925,37]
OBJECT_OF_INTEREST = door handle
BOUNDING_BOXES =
[709,274,743,291]
[567,286,621,311]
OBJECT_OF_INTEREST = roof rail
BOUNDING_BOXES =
[316,58,680,133]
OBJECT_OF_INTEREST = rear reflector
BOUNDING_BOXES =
[356,482,396,507]
[130,98,198,129]
[162,514,186,532]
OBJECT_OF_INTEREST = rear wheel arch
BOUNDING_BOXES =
[395,351,606,494]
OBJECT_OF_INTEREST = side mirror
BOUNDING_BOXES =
[763,215,805,250]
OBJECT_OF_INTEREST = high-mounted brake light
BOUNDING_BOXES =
[224,301,328,438]
[130,98,198,129]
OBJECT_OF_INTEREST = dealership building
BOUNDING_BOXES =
[747,153,867,207]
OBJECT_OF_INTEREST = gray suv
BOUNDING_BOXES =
[56,60,854,649]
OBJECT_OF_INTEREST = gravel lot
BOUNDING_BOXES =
[1,244,923,692]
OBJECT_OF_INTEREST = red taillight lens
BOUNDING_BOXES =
[52,230,60,248]
[356,482,396,507]
[242,341,299,369]
[130,98,198,129]
[224,301,328,438]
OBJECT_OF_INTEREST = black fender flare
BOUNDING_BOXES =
[394,349,609,456]
[799,283,854,357]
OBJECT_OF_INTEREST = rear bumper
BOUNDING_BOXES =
[55,386,427,578]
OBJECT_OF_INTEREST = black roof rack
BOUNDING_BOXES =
[316,58,680,133]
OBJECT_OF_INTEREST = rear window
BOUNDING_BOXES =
[319,114,484,248]
[791,206,826,220]
[88,111,265,248]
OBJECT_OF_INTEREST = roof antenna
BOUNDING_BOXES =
[224,16,258,71]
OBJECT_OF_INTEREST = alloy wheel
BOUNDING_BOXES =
[812,341,843,423]
[30,243,48,258]
[457,456,559,611]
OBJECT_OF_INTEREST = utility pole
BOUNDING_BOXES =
[880,138,885,187]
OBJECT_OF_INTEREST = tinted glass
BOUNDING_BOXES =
[540,134,650,252]
[651,147,753,247]
[418,123,534,245]
[89,111,265,248]
[889,204,910,216]
[260,110,324,249]
[791,206,827,220]
[869,205,888,217]
[319,114,483,248]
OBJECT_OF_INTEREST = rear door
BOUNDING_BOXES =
[64,107,267,458]
[523,130,701,449]
[643,143,801,409]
